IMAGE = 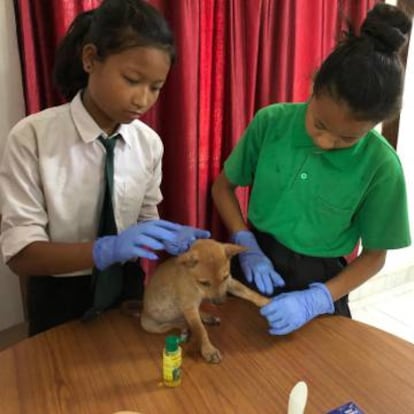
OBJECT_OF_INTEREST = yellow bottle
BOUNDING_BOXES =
[162,335,182,387]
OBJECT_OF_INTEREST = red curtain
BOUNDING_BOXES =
[15,0,378,242]
[15,0,101,113]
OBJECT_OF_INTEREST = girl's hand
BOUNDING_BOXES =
[260,283,334,335]
[232,230,285,295]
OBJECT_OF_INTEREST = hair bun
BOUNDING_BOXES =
[360,4,412,54]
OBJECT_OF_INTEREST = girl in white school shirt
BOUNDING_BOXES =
[0,0,209,335]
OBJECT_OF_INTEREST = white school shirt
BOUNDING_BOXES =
[0,91,163,275]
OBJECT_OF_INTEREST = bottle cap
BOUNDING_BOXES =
[165,335,181,352]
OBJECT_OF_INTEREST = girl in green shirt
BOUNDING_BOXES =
[212,4,411,335]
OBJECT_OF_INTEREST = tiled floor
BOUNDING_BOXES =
[350,280,414,344]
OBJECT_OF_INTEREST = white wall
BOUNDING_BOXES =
[385,19,414,273]
[0,1,26,330]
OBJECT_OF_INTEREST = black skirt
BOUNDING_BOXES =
[27,261,145,336]
[231,227,351,317]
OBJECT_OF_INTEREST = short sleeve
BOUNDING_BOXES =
[0,126,49,262]
[357,155,410,250]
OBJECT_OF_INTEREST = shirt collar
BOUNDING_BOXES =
[292,101,368,170]
[70,91,132,147]
[292,102,315,148]
[318,141,366,170]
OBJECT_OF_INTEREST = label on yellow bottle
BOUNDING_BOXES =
[163,348,182,387]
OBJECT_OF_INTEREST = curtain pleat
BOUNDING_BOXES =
[15,0,100,113]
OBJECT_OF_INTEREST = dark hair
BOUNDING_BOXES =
[313,4,412,123]
[53,0,176,100]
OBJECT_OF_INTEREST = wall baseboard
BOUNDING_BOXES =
[0,321,28,351]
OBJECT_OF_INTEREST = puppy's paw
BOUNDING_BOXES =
[120,300,142,318]
[201,313,221,325]
[201,344,222,363]
[255,296,271,307]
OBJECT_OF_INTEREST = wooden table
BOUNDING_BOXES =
[1,298,414,414]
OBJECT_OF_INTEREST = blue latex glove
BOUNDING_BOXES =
[260,282,334,335]
[231,230,285,295]
[93,219,183,270]
[163,225,211,255]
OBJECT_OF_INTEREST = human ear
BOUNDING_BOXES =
[81,43,99,73]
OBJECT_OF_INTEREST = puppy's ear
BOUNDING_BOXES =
[176,250,199,268]
[224,243,248,258]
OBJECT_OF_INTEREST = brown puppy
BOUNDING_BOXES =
[141,239,270,363]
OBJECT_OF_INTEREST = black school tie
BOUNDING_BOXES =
[83,134,123,320]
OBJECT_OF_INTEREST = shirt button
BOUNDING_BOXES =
[300,172,308,180]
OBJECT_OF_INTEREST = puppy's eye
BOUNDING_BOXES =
[198,280,211,287]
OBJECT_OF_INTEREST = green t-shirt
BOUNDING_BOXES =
[224,102,411,257]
